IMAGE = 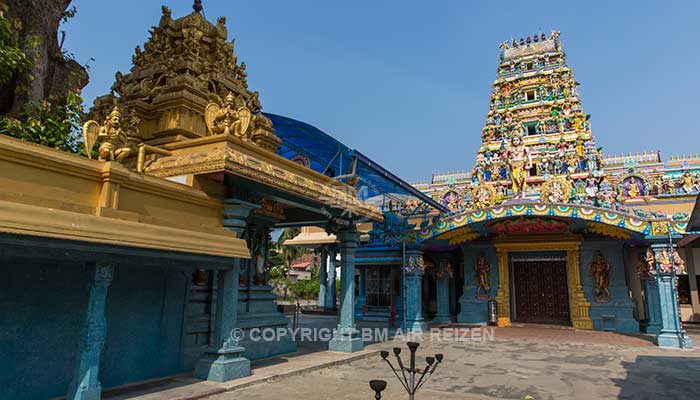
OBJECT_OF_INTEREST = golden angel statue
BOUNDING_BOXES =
[82,106,134,162]
[204,92,252,140]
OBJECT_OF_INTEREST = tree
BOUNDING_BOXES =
[0,1,88,153]
[1,0,88,116]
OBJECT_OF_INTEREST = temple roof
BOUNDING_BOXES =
[267,113,447,212]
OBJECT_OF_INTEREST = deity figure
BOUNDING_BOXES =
[682,172,697,194]
[628,179,639,198]
[474,254,491,297]
[204,92,252,139]
[656,248,673,273]
[585,175,599,199]
[589,253,611,302]
[82,106,135,162]
[505,132,532,198]
[672,250,687,274]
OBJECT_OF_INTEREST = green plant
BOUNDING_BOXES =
[0,90,85,152]
[288,278,320,301]
[0,3,30,86]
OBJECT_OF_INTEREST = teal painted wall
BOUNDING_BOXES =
[101,267,189,387]
[0,258,190,400]
[0,259,86,400]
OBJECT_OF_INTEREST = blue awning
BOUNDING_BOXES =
[265,112,446,212]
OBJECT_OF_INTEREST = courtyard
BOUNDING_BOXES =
[209,323,700,400]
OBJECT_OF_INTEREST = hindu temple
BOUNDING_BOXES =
[291,31,699,344]
[1,3,699,400]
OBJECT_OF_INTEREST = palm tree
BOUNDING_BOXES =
[275,227,308,268]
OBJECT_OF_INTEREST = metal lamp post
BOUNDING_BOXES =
[377,341,443,400]
[369,380,387,399]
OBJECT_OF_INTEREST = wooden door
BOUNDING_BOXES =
[512,260,570,324]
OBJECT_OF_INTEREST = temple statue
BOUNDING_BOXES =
[505,131,532,198]
[205,92,252,139]
[589,253,611,302]
[475,254,491,297]
[82,106,137,162]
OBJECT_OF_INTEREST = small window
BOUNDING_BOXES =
[526,90,536,101]
[526,125,537,135]
[526,62,533,70]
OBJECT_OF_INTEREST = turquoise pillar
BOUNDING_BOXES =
[402,247,428,332]
[67,262,114,400]
[355,266,367,319]
[194,200,253,381]
[395,267,404,326]
[318,247,328,308]
[433,259,453,324]
[656,273,692,348]
[648,243,692,348]
[329,227,363,352]
[326,247,337,310]
[643,278,662,334]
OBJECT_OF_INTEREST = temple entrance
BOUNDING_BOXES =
[366,267,392,307]
[512,258,570,324]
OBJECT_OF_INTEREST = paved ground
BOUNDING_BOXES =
[209,324,700,400]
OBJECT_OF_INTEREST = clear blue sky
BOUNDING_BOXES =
[65,0,700,182]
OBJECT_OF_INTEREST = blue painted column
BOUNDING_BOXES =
[329,227,363,352]
[643,278,662,334]
[194,200,254,381]
[317,247,328,308]
[355,266,367,319]
[67,262,114,400]
[433,259,453,324]
[325,247,337,310]
[649,243,692,348]
[395,267,404,326]
[403,246,428,332]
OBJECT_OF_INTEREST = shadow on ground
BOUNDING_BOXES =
[614,355,700,399]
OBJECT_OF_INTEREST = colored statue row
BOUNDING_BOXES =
[639,247,687,278]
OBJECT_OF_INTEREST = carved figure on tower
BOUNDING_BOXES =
[205,92,252,139]
[505,131,532,198]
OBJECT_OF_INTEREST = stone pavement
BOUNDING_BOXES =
[207,325,700,400]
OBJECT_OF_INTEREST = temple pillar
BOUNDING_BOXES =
[355,266,367,319]
[67,262,114,400]
[326,247,337,310]
[329,227,363,352]
[567,245,593,329]
[649,243,692,348]
[643,278,662,334]
[395,267,404,326]
[402,246,428,332]
[318,247,328,308]
[194,199,253,381]
[433,258,453,324]
[684,246,700,321]
[494,247,511,327]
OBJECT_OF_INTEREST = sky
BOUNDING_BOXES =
[64,0,700,183]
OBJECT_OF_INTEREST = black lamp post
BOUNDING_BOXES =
[369,380,387,399]
[377,341,443,400]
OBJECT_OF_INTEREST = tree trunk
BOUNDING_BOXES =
[1,0,88,115]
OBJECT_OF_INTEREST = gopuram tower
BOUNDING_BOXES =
[463,32,607,210]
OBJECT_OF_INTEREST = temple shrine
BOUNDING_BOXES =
[291,32,699,345]
[2,3,699,400]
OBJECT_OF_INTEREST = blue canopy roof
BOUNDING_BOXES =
[265,112,446,212]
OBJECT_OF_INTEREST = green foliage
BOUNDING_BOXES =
[0,90,86,152]
[0,4,30,86]
[288,278,320,301]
